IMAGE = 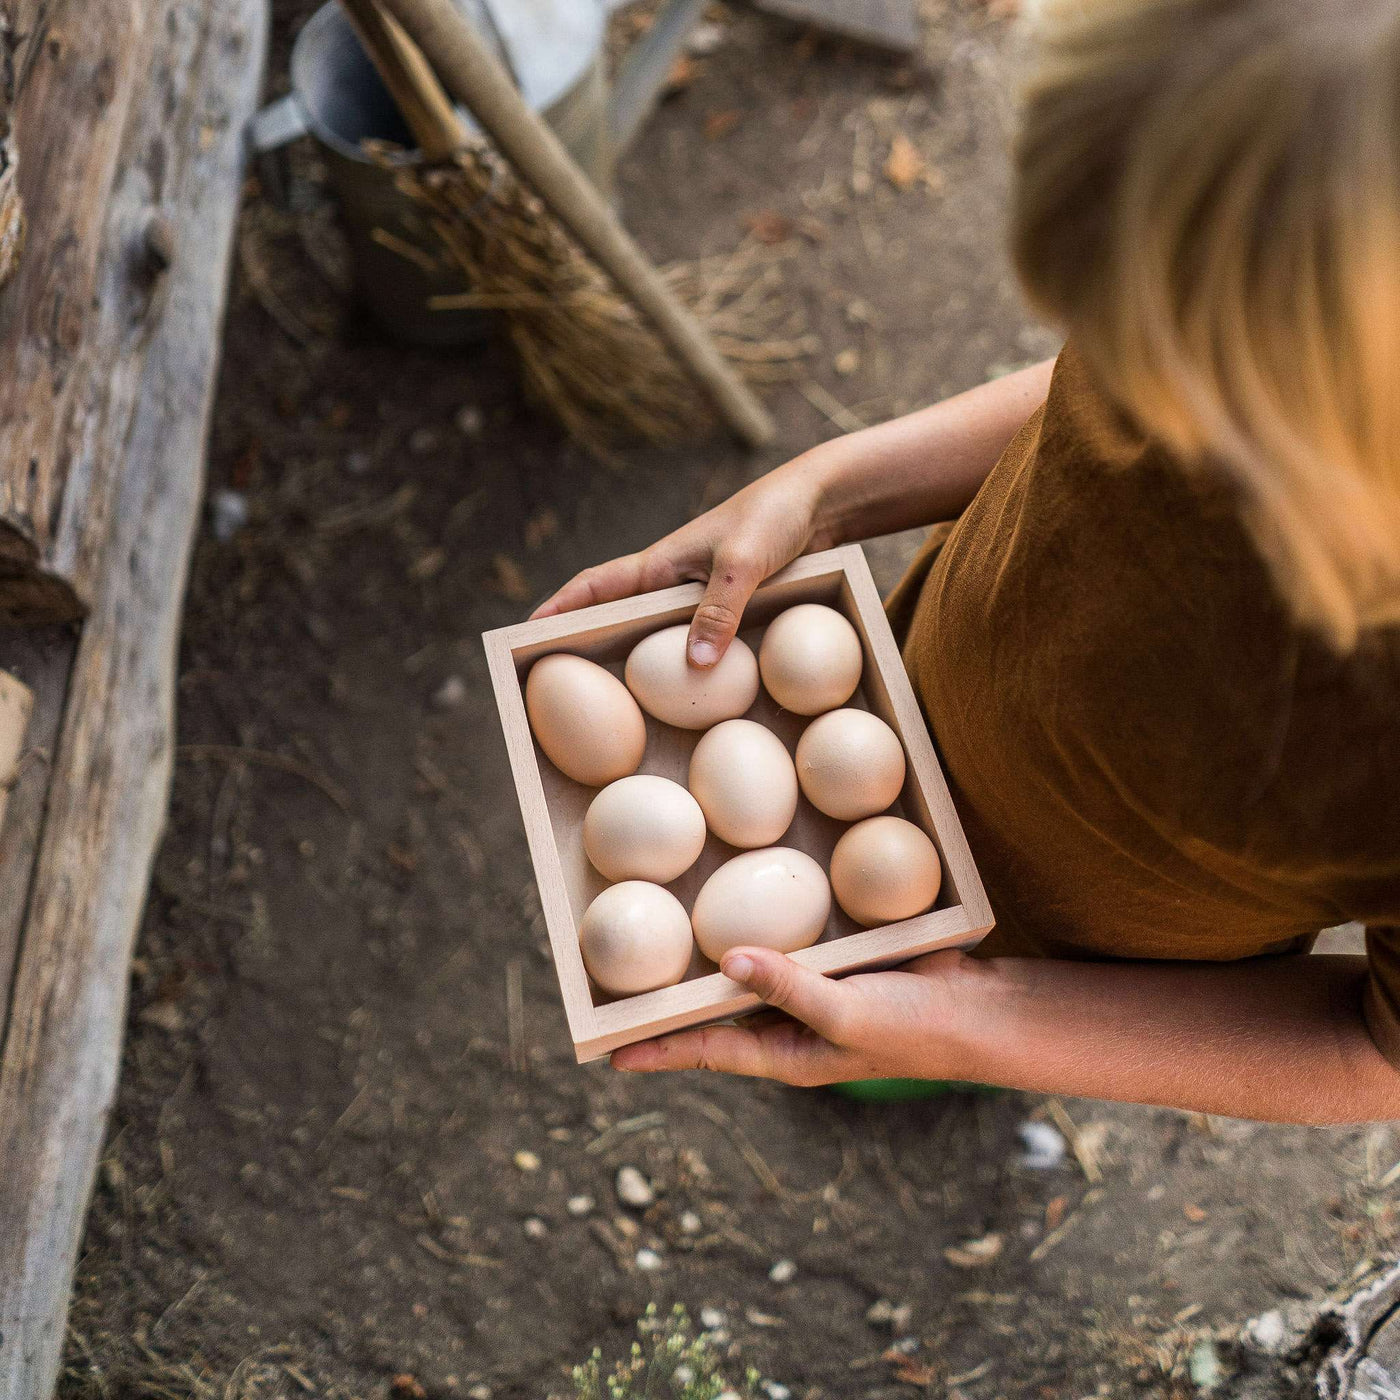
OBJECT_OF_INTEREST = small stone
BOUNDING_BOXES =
[866,1300,894,1325]
[344,449,373,475]
[1242,1309,1286,1354]
[615,1165,655,1209]
[678,1210,703,1234]
[1188,1338,1222,1392]
[768,1259,797,1284]
[566,1194,595,1217]
[685,20,725,54]
[139,1001,185,1034]
[208,488,248,542]
[889,1303,914,1333]
[432,675,468,710]
[513,1150,541,1172]
[760,1383,791,1400]
[522,1217,548,1239]
[635,1247,663,1271]
[833,348,859,376]
[1017,1121,1067,1169]
[409,427,441,455]
[455,404,484,437]
[467,1387,492,1400]
[699,1307,726,1331]
[390,1378,427,1400]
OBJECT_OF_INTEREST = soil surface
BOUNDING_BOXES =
[58,3,1397,1399]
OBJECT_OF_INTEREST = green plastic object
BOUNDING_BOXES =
[828,1077,1002,1102]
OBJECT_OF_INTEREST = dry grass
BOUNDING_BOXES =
[379,140,811,458]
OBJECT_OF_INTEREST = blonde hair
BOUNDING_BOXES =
[1011,0,1400,649]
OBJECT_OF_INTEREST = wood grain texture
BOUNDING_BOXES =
[0,626,76,1051]
[484,544,993,1063]
[0,0,195,622]
[0,0,267,1393]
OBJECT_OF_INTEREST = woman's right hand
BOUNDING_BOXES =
[530,458,838,667]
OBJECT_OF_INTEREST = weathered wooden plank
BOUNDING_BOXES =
[0,0,267,1393]
[0,626,74,1042]
[0,0,164,622]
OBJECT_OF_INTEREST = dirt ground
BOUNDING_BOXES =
[56,3,1400,1398]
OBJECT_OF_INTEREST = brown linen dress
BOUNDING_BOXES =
[885,344,1400,1064]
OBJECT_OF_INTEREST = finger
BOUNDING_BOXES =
[530,553,659,620]
[686,547,762,668]
[719,947,855,1045]
[611,1019,859,1084]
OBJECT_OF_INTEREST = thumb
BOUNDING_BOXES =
[720,948,854,1045]
[687,551,761,668]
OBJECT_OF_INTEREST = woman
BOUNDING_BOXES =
[533,0,1400,1123]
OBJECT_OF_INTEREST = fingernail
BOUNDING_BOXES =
[723,954,755,983]
[689,639,719,667]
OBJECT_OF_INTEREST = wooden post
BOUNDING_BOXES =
[0,1,268,1395]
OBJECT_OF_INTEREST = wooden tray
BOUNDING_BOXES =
[483,544,993,1062]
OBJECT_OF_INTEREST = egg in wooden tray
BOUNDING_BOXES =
[484,545,993,1061]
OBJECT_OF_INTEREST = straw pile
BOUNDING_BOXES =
[375,138,812,457]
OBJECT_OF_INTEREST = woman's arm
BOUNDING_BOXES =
[806,357,1054,543]
[612,945,1400,1125]
[532,360,1055,664]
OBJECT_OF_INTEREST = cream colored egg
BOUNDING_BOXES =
[525,653,647,787]
[758,603,864,715]
[691,847,831,962]
[795,708,907,820]
[688,718,798,848]
[578,881,695,996]
[624,624,759,729]
[829,816,941,927]
[583,775,707,884]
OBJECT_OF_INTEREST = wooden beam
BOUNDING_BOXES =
[0,0,267,1394]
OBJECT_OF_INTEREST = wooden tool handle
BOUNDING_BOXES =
[338,0,466,162]
[374,0,776,449]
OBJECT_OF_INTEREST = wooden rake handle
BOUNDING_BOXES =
[372,0,777,449]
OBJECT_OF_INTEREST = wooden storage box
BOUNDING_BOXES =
[483,544,992,1062]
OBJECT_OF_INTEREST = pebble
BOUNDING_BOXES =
[678,1210,703,1234]
[1017,1121,1068,1169]
[768,1259,797,1284]
[522,1217,548,1239]
[455,404,484,437]
[866,1300,894,1325]
[209,488,249,542]
[699,1307,726,1331]
[615,1165,655,1208]
[467,1387,491,1400]
[1242,1309,1287,1354]
[513,1150,541,1172]
[1189,1338,1222,1392]
[760,1383,790,1400]
[685,20,725,55]
[344,449,373,476]
[409,427,441,455]
[635,1247,663,1271]
[432,675,468,710]
[566,1194,595,1217]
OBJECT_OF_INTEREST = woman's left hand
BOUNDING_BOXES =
[610,946,978,1085]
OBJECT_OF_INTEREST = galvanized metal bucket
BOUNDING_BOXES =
[249,0,613,346]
